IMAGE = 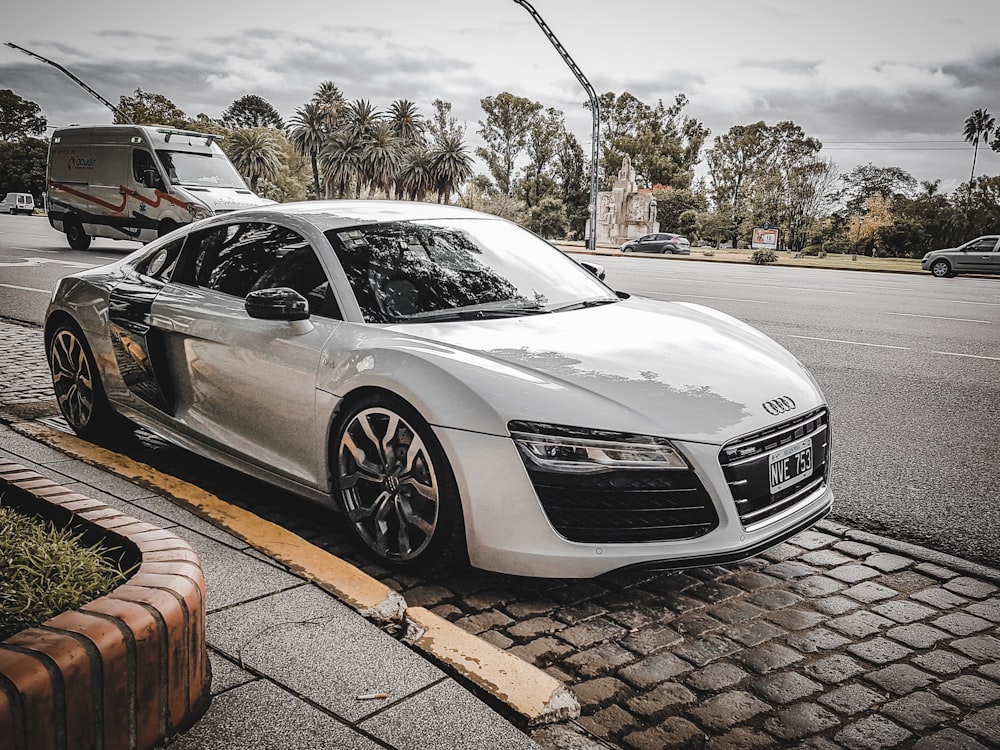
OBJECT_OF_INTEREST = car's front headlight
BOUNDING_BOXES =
[509,421,688,474]
[186,202,214,221]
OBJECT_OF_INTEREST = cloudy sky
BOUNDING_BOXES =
[4,0,1000,195]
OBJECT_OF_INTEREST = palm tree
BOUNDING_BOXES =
[388,99,425,146]
[363,121,403,197]
[429,132,473,204]
[288,102,327,198]
[320,130,364,198]
[963,108,995,203]
[313,81,347,128]
[344,99,382,141]
[396,145,434,201]
[225,128,283,193]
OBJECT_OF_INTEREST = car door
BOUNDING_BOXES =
[148,220,343,488]
[954,237,998,272]
[977,236,1000,273]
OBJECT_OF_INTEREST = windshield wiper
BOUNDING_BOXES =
[392,305,552,323]
[548,298,620,313]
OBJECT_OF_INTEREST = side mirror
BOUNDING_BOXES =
[143,169,160,189]
[245,287,310,321]
[578,260,606,281]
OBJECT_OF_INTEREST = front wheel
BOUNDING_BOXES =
[930,259,953,278]
[333,393,465,570]
[65,219,92,251]
[48,322,129,441]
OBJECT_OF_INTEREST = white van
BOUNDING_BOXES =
[47,124,273,249]
[0,192,35,215]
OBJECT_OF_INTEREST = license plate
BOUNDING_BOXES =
[768,437,813,493]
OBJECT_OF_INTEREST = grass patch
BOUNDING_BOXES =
[0,505,132,640]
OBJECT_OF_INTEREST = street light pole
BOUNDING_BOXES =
[511,1,600,251]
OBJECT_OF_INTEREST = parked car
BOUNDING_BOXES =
[0,192,35,215]
[921,235,1000,277]
[621,233,691,254]
[45,201,832,578]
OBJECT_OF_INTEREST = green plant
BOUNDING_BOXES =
[0,506,131,640]
[750,248,777,264]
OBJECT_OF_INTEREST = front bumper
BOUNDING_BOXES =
[435,426,834,579]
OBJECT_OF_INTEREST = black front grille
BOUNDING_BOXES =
[525,468,719,543]
[720,408,830,528]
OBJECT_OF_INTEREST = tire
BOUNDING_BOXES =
[48,322,130,442]
[333,393,466,570]
[65,219,92,251]
[930,259,952,278]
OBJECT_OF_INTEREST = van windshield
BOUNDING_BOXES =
[156,150,247,189]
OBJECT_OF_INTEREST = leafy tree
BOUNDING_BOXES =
[526,195,569,239]
[0,137,48,198]
[115,88,187,127]
[837,164,917,215]
[652,187,708,235]
[552,129,589,240]
[426,99,465,143]
[477,92,542,197]
[706,121,774,246]
[253,130,309,202]
[223,128,283,192]
[221,94,284,130]
[0,90,46,141]
[519,107,563,208]
[963,108,995,206]
[592,92,708,190]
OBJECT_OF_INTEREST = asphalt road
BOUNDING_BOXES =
[1,212,998,568]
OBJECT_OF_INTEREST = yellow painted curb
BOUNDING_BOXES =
[10,421,405,622]
[404,606,579,726]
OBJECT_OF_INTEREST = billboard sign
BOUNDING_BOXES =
[752,226,779,250]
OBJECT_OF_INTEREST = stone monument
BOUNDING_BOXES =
[593,155,658,246]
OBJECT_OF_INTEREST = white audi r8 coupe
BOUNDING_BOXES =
[45,201,832,578]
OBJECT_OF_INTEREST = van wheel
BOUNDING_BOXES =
[66,220,92,251]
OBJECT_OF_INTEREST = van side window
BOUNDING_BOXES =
[183,223,341,319]
[132,150,161,188]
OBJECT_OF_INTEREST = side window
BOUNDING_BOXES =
[132,149,160,186]
[182,222,340,318]
[135,236,184,281]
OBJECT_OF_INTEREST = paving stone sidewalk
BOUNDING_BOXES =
[3,317,999,749]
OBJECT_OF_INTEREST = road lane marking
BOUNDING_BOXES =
[656,293,769,304]
[0,283,49,294]
[786,335,911,350]
[887,312,993,324]
[787,335,998,363]
[930,350,1000,362]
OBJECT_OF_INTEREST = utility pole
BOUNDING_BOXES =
[511,1,599,251]
[5,42,134,124]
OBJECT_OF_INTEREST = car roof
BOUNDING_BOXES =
[217,200,497,232]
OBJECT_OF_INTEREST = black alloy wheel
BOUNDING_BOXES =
[48,323,126,440]
[334,394,465,570]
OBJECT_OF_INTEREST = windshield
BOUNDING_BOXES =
[326,218,617,323]
[155,149,247,189]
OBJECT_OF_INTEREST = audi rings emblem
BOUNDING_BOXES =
[762,396,796,416]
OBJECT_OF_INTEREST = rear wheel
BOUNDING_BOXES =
[333,393,465,570]
[65,219,92,251]
[930,259,953,278]
[48,322,129,441]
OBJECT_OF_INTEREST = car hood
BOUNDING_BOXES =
[392,296,825,444]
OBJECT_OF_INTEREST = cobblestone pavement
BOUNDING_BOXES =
[3,318,999,749]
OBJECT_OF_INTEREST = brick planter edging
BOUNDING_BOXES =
[0,458,210,750]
